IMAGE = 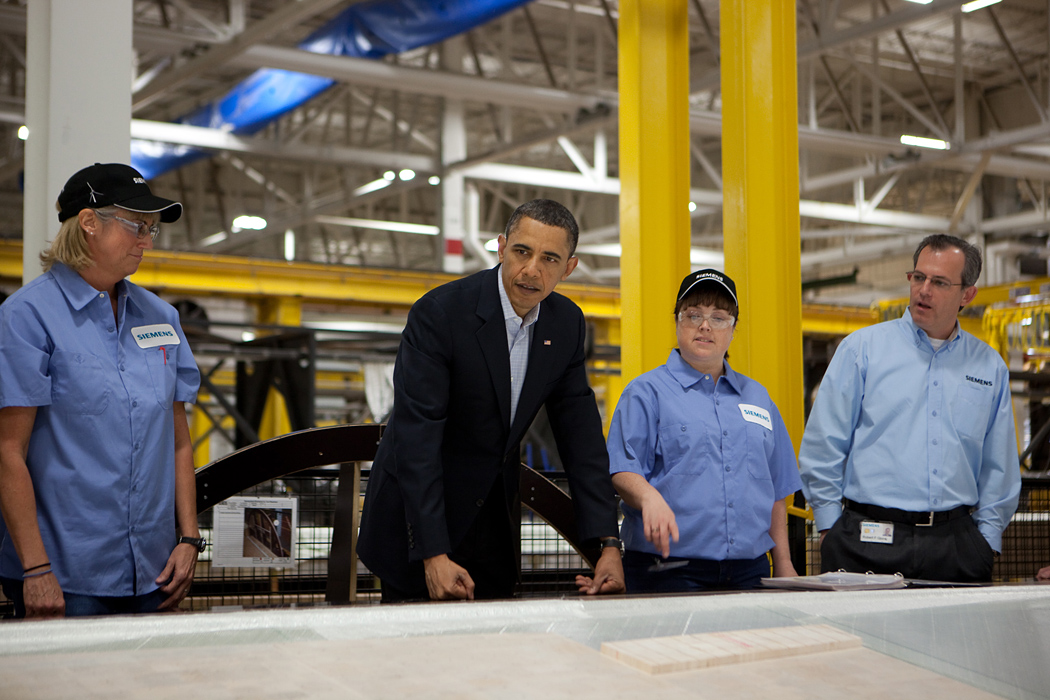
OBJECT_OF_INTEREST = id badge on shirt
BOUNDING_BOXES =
[131,324,181,348]
[859,521,894,544]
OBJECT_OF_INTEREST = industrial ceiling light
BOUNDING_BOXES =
[382,170,396,181]
[200,231,228,246]
[572,243,724,267]
[284,229,295,261]
[232,215,267,232]
[398,169,416,181]
[429,175,441,186]
[353,178,392,196]
[17,126,28,140]
[900,134,949,150]
[314,215,439,236]
[961,0,1001,11]
[901,0,932,4]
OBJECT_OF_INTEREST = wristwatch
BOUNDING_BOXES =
[178,536,207,553]
[599,537,624,556]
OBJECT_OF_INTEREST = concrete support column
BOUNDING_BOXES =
[24,0,133,284]
[720,0,804,448]
[441,38,467,275]
[617,0,691,398]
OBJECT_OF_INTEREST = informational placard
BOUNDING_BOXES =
[212,496,298,569]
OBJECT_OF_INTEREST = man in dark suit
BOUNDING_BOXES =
[357,199,625,601]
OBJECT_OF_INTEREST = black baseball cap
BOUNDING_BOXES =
[677,269,738,305]
[57,163,182,223]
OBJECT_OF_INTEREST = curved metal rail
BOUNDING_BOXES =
[195,423,384,510]
[194,423,598,602]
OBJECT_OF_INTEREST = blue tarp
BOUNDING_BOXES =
[132,0,532,179]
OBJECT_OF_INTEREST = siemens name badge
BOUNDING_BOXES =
[131,324,181,349]
[738,404,772,431]
[860,521,894,544]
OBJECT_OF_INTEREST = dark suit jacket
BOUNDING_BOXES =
[357,266,618,592]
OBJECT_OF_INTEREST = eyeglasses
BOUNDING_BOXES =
[678,311,735,330]
[96,211,160,241]
[907,271,966,291]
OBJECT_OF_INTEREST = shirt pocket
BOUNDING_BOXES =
[745,421,774,480]
[656,421,706,474]
[145,346,176,408]
[50,350,109,415]
[953,384,992,441]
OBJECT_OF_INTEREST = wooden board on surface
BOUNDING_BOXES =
[601,623,861,674]
[0,631,1000,700]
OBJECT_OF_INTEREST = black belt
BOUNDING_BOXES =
[844,499,973,527]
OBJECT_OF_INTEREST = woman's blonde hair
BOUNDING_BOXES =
[39,205,119,272]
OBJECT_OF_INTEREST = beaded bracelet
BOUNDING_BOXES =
[23,562,50,573]
[23,568,52,579]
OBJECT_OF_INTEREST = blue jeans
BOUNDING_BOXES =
[623,550,771,594]
[1,577,166,618]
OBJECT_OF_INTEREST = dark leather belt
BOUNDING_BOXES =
[844,499,973,527]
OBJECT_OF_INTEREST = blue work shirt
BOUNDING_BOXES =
[608,350,802,561]
[798,308,1020,552]
[0,262,200,596]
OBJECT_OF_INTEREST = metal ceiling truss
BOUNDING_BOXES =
[3,1,1050,303]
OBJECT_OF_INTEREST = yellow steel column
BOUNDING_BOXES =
[617,0,691,404]
[189,393,211,469]
[253,296,301,440]
[255,296,303,328]
[720,0,804,448]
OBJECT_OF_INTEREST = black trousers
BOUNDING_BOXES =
[381,480,518,603]
[820,506,995,582]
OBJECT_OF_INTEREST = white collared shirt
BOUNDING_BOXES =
[497,269,539,425]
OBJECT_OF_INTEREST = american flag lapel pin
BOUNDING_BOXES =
[544,340,551,345]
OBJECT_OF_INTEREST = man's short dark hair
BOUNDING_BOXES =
[913,234,982,288]
[504,199,579,256]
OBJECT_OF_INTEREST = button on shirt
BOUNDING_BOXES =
[497,270,539,426]
[0,262,201,596]
[798,308,1020,552]
[608,351,802,561]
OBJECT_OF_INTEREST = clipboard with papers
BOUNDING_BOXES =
[760,571,907,591]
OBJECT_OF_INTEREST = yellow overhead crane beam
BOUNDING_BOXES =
[0,241,875,334]
[875,277,1050,349]
[0,241,882,452]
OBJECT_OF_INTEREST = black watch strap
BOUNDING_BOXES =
[599,537,624,555]
[178,536,207,553]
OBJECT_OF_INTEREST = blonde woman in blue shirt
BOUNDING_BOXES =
[607,270,801,592]
[0,164,202,618]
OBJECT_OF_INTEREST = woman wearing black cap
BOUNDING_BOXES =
[605,269,802,592]
[0,163,203,618]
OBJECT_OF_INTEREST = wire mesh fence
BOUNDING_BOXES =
[4,476,1049,618]
[796,478,1050,582]
[184,469,592,609]
[186,468,347,610]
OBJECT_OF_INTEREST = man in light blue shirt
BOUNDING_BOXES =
[799,234,1020,582]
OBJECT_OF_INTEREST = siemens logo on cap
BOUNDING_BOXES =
[966,375,993,387]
